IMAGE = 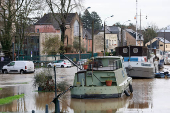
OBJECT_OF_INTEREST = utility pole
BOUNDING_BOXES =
[164,29,165,54]
[104,21,106,56]
[79,13,81,60]
[140,9,141,46]
[92,20,94,57]
[136,0,138,46]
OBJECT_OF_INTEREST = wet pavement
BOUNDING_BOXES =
[0,66,170,113]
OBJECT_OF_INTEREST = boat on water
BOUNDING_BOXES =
[71,56,133,99]
[116,46,155,78]
[148,48,164,69]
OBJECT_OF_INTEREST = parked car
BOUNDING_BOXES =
[2,61,34,74]
[77,59,87,65]
[47,60,71,68]
[47,60,58,68]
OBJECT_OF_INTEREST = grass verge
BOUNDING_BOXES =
[0,88,2,90]
[14,82,28,84]
[0,94,24,105]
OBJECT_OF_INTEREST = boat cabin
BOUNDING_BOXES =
[73,56,128,87]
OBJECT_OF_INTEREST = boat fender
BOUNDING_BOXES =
[129,84,133,93]
[128,65,132,69]
[124,90,130,96]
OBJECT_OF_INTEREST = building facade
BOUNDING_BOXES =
[34,13,89,53]
[123,29,144,46]
[145,37,170,52]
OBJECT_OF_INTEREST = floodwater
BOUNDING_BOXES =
[1,66,170,113]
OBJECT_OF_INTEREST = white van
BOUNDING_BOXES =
[2,61,34,74]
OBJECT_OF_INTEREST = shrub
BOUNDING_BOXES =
[33,69,69,92]
[33,69,53,89]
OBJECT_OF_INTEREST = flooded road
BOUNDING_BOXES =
[0,66,170,113]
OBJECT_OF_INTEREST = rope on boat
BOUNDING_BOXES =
[61,54,82,70]
[93,73,102,82]
[57,86,74,98]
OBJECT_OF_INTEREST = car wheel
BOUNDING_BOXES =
[20,70,24,74]
[61,65,64,68]
[3,70,8,74]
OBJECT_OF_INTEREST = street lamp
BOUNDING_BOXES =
[104,15,114,56]
[123,20,131,25]
[79,7,91,60]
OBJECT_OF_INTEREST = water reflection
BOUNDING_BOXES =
[128,79,153,110]
[0,86,27,112]
[1,67,170,112]
[34,92,55,112]
[70,96,132,113]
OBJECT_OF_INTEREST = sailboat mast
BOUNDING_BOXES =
[136,0,138,46]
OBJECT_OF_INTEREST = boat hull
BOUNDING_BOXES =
[71,77,132,99]
[126,67,155,78]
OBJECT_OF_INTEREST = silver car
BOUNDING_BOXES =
[48,60,72,68]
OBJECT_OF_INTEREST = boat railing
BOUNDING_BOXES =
[87,59,122,71]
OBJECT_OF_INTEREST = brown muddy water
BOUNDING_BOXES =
[0,66,170,113]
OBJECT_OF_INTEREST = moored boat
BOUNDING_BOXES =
[116,46,155,78]
[71,56,133,99]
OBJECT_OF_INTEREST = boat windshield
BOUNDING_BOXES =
[92,58,122,71]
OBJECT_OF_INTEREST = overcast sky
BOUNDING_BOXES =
[83,0,170,29]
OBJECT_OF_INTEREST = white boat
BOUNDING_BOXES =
[116,46,155,78]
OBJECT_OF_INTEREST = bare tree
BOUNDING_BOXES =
[46,0,83,52]
[0,0,24,58]
[143,23,158,46]
[15,0,47,55]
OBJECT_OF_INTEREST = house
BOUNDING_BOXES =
[94,26,121,53]
[157,30,170,42]
[34,13,87,53]
[123,29,144,46]
[145,37,170,51]
[82,28,92,52]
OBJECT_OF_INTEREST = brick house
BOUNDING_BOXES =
[34,13,88,53]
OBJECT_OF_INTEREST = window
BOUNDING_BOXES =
[37,29,39,33]
[160,44,163,46]
[106,39,108,48]
[133,48,138,53]
[77,73,85,85]
[123,48,128,53]
[89,40,90,46]
[8,62,15,66]
[114,40,117,45]
[166,45,167,48]
[74,20,79,36]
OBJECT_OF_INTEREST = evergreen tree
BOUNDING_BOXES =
[91,11,102,31]
[81,10,91,29]
[81,11,102,31]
